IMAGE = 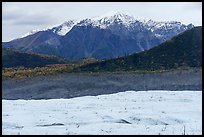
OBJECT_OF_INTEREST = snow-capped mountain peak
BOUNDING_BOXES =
[97,12,135,27]
[5,12,195,61]
[93,11,134,21]
[76,12,136,29]
[19,12,194,43]
[51,20,77,35]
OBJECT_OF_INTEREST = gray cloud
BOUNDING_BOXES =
[3,5,56,26]
[13,14,55,26]
[182,2,202,10]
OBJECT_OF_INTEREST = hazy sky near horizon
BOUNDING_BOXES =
[2,2,202,42]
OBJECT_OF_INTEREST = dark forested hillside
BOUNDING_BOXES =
[74,26,202,72]
[2,48,67,68]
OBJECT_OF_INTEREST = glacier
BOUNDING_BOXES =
[2,90,202,135]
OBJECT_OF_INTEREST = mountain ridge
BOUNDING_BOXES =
[3,12,194,60]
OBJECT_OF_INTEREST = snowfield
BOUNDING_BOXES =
[2,90,202,135]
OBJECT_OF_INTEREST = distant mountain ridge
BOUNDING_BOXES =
[2,12,194,60]
[73,26,202,72]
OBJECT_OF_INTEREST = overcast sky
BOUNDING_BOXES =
[2,2,202,42]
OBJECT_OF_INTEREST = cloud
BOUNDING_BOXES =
[3,13,56,26]
[182,2,202,10]
[2,2,56,26]
[13,14,55,26]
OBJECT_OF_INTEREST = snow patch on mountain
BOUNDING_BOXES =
[143,20,186,31]
[75,12,193,33]
[52,20,77,36]
[76,12,136,29]
[21,20,77,38]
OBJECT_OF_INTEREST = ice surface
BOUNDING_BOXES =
[2,90,202,135]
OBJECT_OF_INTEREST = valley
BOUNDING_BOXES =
[2,68,202,100]
[2,6,202,135]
